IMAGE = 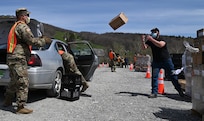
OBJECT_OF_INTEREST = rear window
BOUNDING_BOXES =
[32,43,51,50]
[0,21,14,44]
[0,43,7,64]
[0,42,51,51]
[0,18,43,45]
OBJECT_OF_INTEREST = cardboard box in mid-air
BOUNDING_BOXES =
[109,12,128,30]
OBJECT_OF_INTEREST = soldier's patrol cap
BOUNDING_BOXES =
[151,28,159,33]
[15,8,30,17]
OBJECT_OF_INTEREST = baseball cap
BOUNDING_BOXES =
[15,8,30,17]
[151,28,159,33]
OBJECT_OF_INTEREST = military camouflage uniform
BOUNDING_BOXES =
[61,52,88,89]
[5,22,46,107]
[110,59,116,72]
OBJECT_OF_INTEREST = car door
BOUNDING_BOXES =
[67,41,99,81]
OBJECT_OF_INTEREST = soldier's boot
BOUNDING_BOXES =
[3,96,12,107]
[16,105,33,114]
[81,82,89,92]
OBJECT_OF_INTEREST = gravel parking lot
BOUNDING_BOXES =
[0,66,202,121]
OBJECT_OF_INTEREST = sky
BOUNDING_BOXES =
[1,0,204,38]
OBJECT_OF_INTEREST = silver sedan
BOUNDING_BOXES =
[0,39,99,97]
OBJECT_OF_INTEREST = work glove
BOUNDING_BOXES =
[42,35,52,44]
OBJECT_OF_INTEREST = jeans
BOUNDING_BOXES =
[151,58,182,94]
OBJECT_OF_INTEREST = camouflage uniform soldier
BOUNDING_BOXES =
[58,50,89,92]
[3,8,51,114]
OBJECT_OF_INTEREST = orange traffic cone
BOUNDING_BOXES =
[98,64,101,68]
[129,63,133,71]
[158,69,165,94]
[145,65,151,78]
[106,63,109,67]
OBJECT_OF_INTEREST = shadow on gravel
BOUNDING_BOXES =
[164,93,191,102]
[0,88,47,104]
[153,107,202,121]
[27,89,47,103]
[0,105,16,114]
[80,93,92,97]
[0,88,47,113]
[0,88,15,113]
[0,89,14,113]
[58,93,92,102]
[115,91,149,97]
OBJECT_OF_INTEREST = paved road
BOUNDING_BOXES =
[0,66,202,121]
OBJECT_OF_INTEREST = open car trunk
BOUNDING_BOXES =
[0,17,44,64]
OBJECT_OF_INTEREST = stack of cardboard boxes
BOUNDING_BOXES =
[134,55,151,72]
[182,50,193,97]
[191,29,204,119]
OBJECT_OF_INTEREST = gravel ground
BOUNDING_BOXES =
[0,66,202,121]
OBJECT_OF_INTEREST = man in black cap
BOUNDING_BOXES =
[141,28,184,98]
[3,8,51,114]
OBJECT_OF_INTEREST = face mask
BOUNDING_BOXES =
[151,33,157,38]
[25,17,30,24]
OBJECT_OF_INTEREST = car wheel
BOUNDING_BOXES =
[46,70,62,98]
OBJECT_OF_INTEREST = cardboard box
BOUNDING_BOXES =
[191,64,204,116]
[178,79,186,90]
[109,12,128,30]
[184,67,193,97]
[192,36,204,117]
[197,28,204,38]
[192,37,204,65]
[192,52,202,65]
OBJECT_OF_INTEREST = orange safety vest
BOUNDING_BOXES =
[7,21,31,53]
[58,50,65,55]
[109,52,114,60]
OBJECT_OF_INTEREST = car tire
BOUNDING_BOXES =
[46,70,62,98]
